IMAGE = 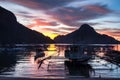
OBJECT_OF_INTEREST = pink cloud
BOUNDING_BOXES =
[97,28,120,41]
[9,0,42,10]
[84,5,111,14]
[28,19,58,28]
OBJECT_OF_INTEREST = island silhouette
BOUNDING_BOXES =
[54,24,119,44]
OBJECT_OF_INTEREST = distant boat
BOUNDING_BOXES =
[65,45,91,62]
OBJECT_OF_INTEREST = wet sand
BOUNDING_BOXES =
[0,77,120,80]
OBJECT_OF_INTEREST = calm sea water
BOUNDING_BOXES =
[0,44,120,79]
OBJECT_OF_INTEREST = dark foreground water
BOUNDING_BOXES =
[0,44,120,79]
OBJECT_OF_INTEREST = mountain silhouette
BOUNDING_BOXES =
[0,6,53,44]
[54,24,119,44]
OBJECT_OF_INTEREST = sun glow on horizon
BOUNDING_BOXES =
[43,32,59,40]
[45,44,57,56]
[31,26,59,40]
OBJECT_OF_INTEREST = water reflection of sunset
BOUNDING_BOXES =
[114,45,120,51]
[1,44,120,78]
[47,44,57,51]
[97,52,105,57]
[45,44,57,57]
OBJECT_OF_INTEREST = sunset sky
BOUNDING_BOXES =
[0,0,120,40]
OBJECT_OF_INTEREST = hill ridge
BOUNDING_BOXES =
[54,24,119,44]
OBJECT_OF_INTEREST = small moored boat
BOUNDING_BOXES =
[65,45,91,62]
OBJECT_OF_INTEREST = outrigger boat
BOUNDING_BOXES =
[65,45,91,62]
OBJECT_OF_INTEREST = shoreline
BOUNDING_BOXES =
[0,77,120,80]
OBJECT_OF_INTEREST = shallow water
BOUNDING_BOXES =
[0,44,120,79]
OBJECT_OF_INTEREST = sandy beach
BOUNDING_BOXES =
[0,77,120,80]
